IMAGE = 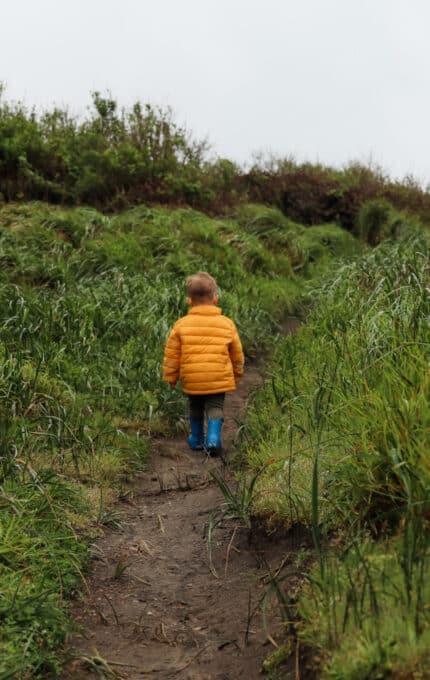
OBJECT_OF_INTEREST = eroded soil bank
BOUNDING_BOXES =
[63,338,313,679]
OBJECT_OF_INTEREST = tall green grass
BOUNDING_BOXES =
[243,220,430,676]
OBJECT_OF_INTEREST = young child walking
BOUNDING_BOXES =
[162,272,244,455]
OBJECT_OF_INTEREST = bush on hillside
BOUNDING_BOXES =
[356,198,392,244]
[2,88,430,228]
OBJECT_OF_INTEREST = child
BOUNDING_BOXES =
[162,272,244,455]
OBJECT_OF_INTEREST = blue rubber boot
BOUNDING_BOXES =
[205,416,223,456]
[188,418,204,450]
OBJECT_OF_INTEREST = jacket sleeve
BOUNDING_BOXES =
[229,323,245,382]
[162,325,181,384]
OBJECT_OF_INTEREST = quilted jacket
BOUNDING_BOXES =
[162,305,244,394]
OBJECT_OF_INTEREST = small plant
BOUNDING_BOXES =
[80,652,125,678]
[206,467,268,576]
[210,468,264,529]
[113,559,129,580]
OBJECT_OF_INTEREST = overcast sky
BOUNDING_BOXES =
[2,0,430,183]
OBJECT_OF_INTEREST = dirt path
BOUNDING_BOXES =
[63,330,310,679]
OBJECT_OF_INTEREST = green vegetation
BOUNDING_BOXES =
[2,87,430,227]
[0,198,356,677]
[3,88,430,678]
[243,211,430,677]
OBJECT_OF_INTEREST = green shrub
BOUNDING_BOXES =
[356,198,392,244]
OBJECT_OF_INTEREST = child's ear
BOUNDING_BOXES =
[214,293,219,304]
[187,296,193,306]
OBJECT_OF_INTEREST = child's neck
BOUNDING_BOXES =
[190,301,215,307]
[188,296,217,307]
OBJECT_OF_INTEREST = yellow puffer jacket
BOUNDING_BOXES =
[163,305,244,394]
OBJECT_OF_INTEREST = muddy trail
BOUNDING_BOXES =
[64,330,313,679]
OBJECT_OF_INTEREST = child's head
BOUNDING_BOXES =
[186,271,218,306]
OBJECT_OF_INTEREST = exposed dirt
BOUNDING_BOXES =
[63,321,314,679]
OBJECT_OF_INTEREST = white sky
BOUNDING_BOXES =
[2,0,430,183]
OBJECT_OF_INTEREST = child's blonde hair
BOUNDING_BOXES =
[186,272,218,302]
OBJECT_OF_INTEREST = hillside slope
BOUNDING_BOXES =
[0,201,356,677]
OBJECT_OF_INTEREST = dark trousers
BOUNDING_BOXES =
[188,393,225,421]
